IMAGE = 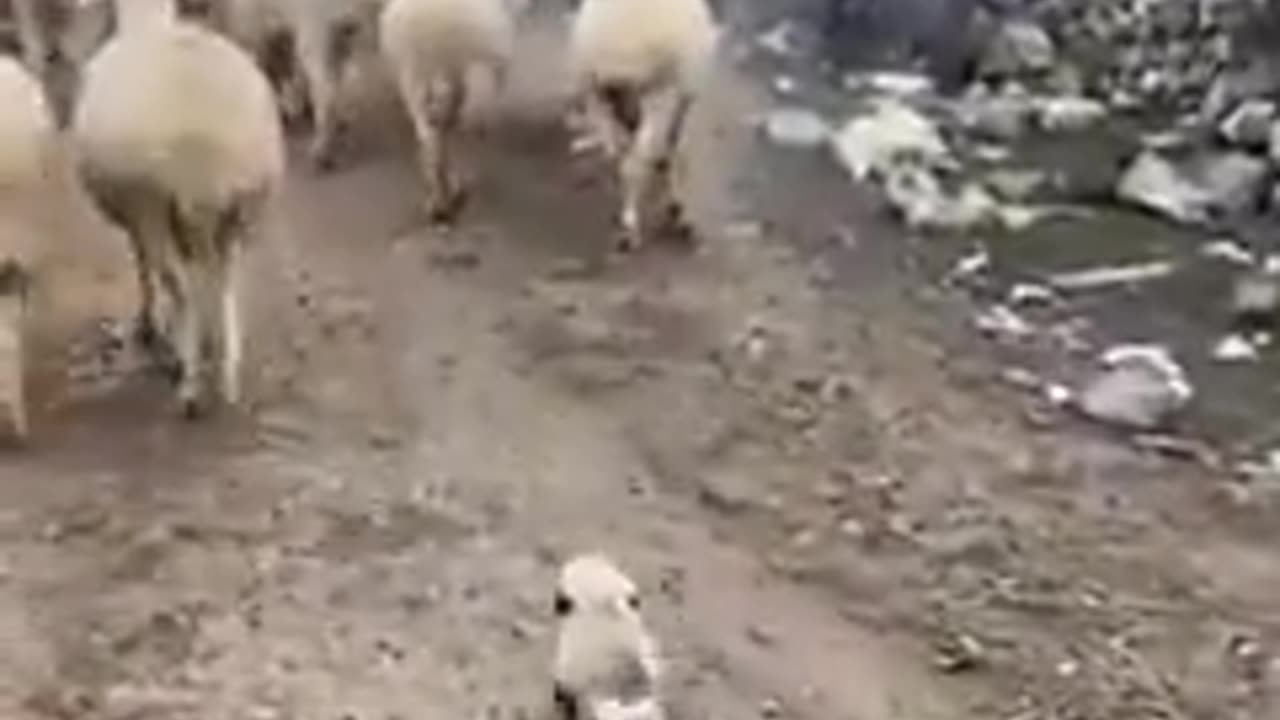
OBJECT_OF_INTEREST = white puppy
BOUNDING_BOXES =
[553,554,666,720]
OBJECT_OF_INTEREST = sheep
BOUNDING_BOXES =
[211,0,384,170]
[71,0,285,416]
[566,0,718,252]
[0,56,60,441]
[552,553,666,720]
[8,0,113,124]
[378,0,514,222]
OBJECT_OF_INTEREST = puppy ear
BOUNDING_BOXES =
[554,591,573,617]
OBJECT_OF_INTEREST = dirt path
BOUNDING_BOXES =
[1,8,1278,720]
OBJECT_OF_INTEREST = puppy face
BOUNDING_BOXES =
[555,553,641,619]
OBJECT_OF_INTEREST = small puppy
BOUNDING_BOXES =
[553,553,665,720]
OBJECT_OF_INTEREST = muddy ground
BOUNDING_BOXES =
[1,6,1278,720]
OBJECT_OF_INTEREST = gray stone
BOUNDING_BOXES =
[1036,95,1107,133]
[762,107,830,148]
[959,92,1033,142]
[1231,272,1280,328]
[1218,99,1276,150]
[1079,345,1192,430]
[1116,150,1269,223]
[1197,152,1269,215]
[980,19,1056,79]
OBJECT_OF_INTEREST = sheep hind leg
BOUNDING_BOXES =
[650,92,695,244]
[616,87,693,252]
[296,20,342,172]
[128,200,175,361]
[401,70,466,223]
[552,683,579,720]
[11,0,49,79]
[218,242,244,408]
[429,72,468,222]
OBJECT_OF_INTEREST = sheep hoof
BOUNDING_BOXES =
[308,140,339,174]
[552,683,579,720]
[157,355,183,387]
[659,203,697,246]
[428,187,468,225]
[132,315,160,350]
[180,396,204,421]
[613,228,643,254]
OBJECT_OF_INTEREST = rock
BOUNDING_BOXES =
[1231,272,1280,329]
[1078,345,1192,430]
[1116,150,1269,223]
[1117,151,1212,224]
[957,87,1033,142]
[831,98,952,181]
[1198,152,1270,215]
[1218,99,1276,149]
[761,107,830,148]
[843,71,935,98]
[1008,282,1056,307]
[980,19,1055,79]
[1035,95,1107,132]
[984,168,1047,201]
[1212,334,1260,363]
[1268,120,1280,166]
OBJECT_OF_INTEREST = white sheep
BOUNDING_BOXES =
[0,56,60,441]
[553,553,666,720]
[378,0,514,221]
[212,0,384,170]
[72,0,285,416]
[9,0,113,124]
[567,0,718,251]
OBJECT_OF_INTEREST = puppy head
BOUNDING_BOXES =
[555,553,641,619]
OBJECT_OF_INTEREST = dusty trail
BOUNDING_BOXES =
[0,8,1278,720]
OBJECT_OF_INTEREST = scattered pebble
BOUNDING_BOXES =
[1212,334,1260,363]
[761,108,829,148]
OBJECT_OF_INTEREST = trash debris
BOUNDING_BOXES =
[1008,282,1056,307]
[843,71,934,98]
[761,107,830,148]
[1200,239,1255,266]
[974,304,1034,341]
[831,98,951,181]
[1078,344,1193,430]
[1035,95,1107,133]
[883,166,998,231]
[755,22,797,57]
[772,75,799,95]
[984,168,1047,202]
[1049,260,1177,291]
[944,246,990,285]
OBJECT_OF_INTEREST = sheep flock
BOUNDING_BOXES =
[0,0,719,439]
